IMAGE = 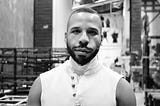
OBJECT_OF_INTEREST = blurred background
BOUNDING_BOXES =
[0,0,160,106]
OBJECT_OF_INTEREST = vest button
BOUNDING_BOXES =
[71,76,74,80]
[72,84,75,88]
[73,93,76,97]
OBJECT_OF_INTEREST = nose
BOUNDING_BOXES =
[79,31,89,47]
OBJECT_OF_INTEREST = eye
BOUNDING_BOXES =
[87,29,98,36]
[70,29,81,35]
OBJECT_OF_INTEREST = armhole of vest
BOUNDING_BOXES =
[115,76,123,105]
[106,67,123,106]
[39,74,43,103]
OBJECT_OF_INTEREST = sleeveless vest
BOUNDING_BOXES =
[40,58,122,106]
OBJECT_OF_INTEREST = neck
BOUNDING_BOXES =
[70,56,98,76]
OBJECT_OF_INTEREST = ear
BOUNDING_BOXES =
[64,32,67,43]
[101,35,103,41]
[100,35,103,46]
[101,35,103,42]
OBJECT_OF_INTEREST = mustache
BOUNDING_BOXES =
[73,47,93,53]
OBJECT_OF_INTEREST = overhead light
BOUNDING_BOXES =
[75,0,82,3]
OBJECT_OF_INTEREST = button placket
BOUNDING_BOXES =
[71,75,78,97]
[71,74,82,106]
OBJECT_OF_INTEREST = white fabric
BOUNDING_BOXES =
[40,57,122,106]
[69,56,99,76]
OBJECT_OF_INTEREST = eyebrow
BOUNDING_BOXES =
[88,28,99,32]
[69,26,100,33]
[70,27,81,30]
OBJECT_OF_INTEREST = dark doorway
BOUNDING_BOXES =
[34,0,52,48]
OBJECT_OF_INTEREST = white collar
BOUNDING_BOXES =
[67,56,100,76]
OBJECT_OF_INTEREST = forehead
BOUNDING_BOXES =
[68,12,102,29]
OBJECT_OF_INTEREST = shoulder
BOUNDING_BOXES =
[101,65,123,80]
[27,61,69,106]
[40,61,68,78]
[116,78,136,106]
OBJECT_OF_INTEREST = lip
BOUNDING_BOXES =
[74,48,92,53]
[75,50,88,54]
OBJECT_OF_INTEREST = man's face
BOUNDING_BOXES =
[66,12,102,65]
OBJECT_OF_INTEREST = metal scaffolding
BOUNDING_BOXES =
[0,48,69,96]
[141,0,160,106]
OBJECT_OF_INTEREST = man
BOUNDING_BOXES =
[27,7,136,106]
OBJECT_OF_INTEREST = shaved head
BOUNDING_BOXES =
[67,7,102,32]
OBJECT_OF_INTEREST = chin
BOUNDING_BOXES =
[66,44,99,65]
[75,53,96,65]
[78,58,89,65]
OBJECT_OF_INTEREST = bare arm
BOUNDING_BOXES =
[27,77,41,106]
[116,78,136,106]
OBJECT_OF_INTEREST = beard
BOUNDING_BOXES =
[66,43,100,66]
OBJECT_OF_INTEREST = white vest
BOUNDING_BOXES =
[40,58,122,106]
